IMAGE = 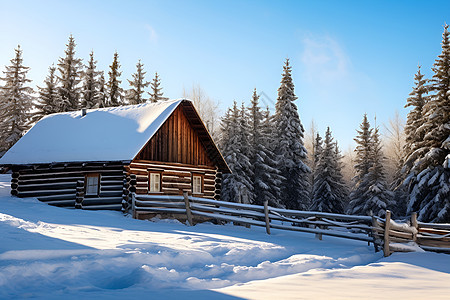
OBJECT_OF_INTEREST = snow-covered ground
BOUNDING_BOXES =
[0,174,449,299]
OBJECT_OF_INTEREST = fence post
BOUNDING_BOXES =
[183,191,193,226]
[315,215,323,240]
[383,210,391,257]
[131,193,136,219]
[75,180,84,209]
[411,212,418,242]
[263,200,271,235]
[371,216,380,252]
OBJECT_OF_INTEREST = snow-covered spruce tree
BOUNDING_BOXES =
[310,133,323,200]
[220,103,240,203]
[247,89,263,204]
[313,133,323,172]
[396,67,428,217]
[310,127,345,213]
[97,72,108,108]
[362,128,393,217]
[273,59,310,210]
[402,66,429,178]
[81,51,101,109]
[348,114,373,215]
[106,51,123,106]
[126,60,150,105]
[218,107,231,152]
[333,142,350,209]
[237,102,254,204]
[405,25,450,222]
[32,65,59,123]
[221,101,253,204]
[148,72,168,102]
[260,107,285,207]
[247,89,284,207]
[57,35,82,112]
[0,46,34,155]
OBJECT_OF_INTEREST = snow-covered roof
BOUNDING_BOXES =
[0,99,228,171]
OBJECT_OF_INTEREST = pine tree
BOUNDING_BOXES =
[221,101,253,204]
[247,89,284,207]
[0,46,34,155]
[237,102,254,204]
[273,59,310,210]
[363,128,393,217]
[310,133,323,199]
[220,103,241,203]
[311,127,345,213]
[348,114,373,215]
[218,108,231,152]
[333,142,350,208]
[126,60,150,105]
[405,25,450,222]
[148,72,168,102]
[107,51,123,106]
[427,25,450,151]
[248,89,263,204]
[260,107,285,207]
[33,64,59,123]
[349,115,392,217]
[57,35,82,112]
[81,51,101,109]
[97,72,108,108]
[403,66,429,176]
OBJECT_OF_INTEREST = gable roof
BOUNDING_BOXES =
[0,99,230,173]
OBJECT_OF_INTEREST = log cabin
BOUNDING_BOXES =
[0,99,230,211]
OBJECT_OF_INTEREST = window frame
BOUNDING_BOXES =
[148,171,162,193]
[85,173,100,196]
[192,173,204,195]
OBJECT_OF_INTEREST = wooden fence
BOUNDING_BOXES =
[373,211,450,255]
[131,193,450,256]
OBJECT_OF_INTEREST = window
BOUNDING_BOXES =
[85,173,99,196]
[192,175,203,194]
[149,172,161,192]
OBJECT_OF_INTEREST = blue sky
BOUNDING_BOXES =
[0,0,448,148]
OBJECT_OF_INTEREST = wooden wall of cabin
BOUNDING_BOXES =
[126,160,221,199]
[10,163,125,210]
[135,105,215,167]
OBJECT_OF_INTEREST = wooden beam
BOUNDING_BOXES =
[384,210,391,257]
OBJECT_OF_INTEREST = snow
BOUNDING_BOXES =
[0,174,449,299]
[218,257,450,299]
[0,99,184,165]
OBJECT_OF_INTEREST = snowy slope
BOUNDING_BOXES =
[0,174,449,299]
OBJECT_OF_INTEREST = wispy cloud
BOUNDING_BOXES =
[145,24,158,43]
[300,34,353,90]
[297,33,377,147]
[298,33,376,106]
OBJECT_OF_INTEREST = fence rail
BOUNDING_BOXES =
[131,192,450,256]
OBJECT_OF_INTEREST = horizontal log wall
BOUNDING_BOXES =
[127,160,217,199]
[11,163,125,210]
